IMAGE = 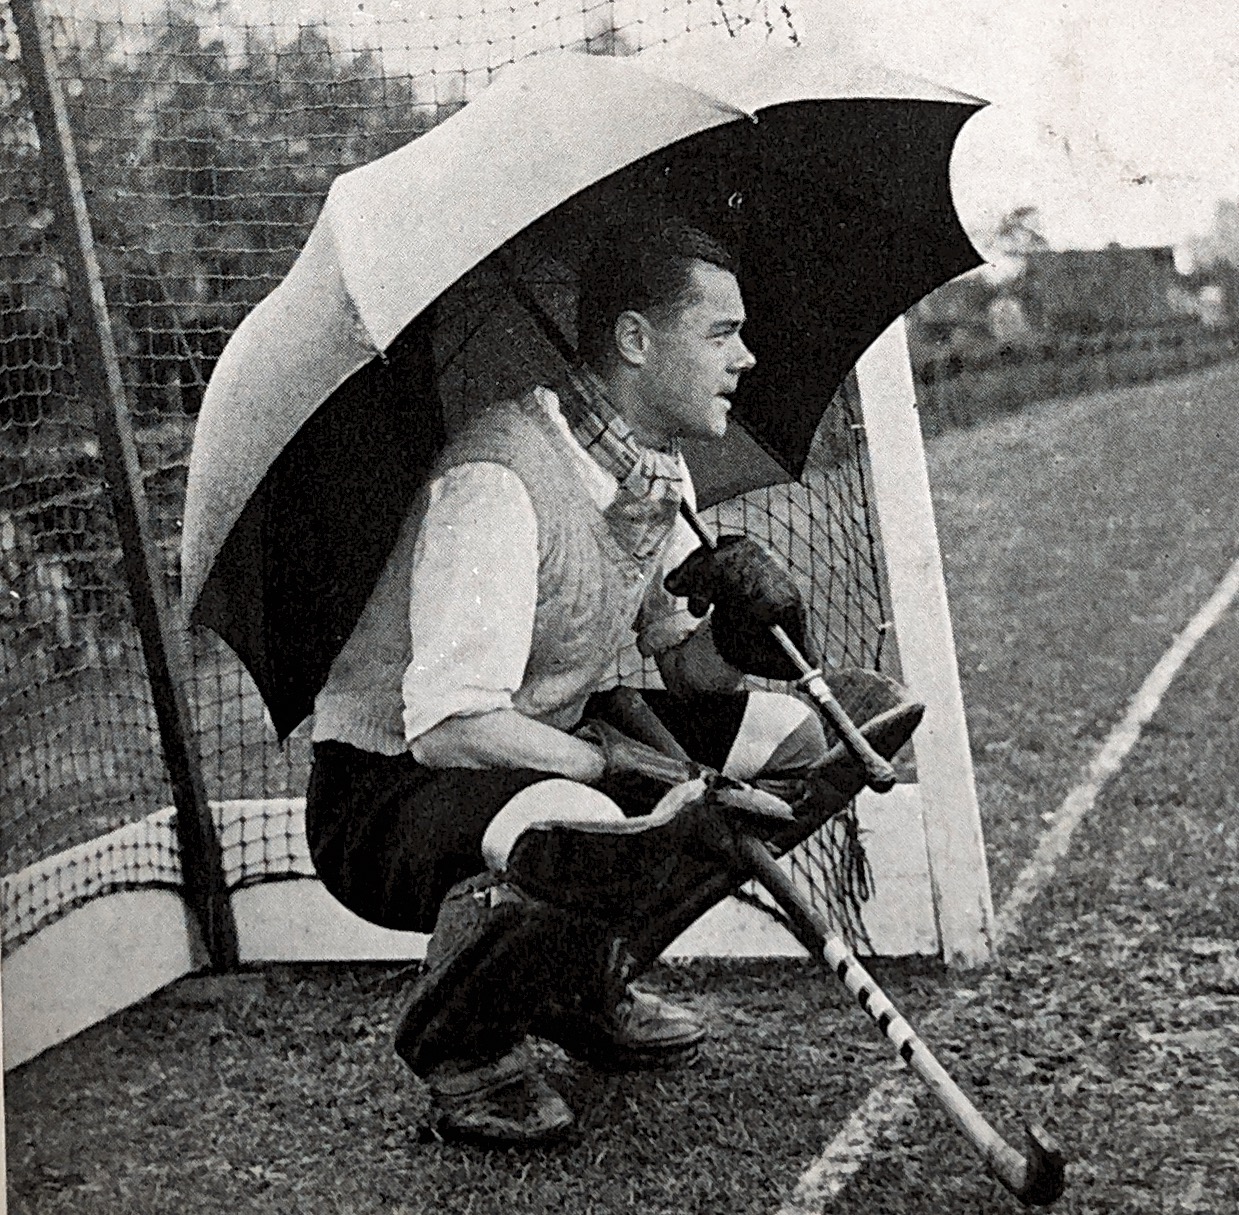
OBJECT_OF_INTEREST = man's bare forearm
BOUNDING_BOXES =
[410,708,607,780]
[413,623,742,774]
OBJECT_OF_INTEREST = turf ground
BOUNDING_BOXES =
[7,358,1239,1213]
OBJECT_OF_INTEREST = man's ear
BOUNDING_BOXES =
[613,310,651,367]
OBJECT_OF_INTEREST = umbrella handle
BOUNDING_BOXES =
[678,502,898,793]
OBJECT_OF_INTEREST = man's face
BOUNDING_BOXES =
[639,262,756,442]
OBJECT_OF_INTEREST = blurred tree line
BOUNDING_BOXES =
[905,204,1238,438]
[1,3,438,438]
[909,202,1238,362]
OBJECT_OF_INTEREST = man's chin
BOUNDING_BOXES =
[691,419,728,442]
[676,402,729,442]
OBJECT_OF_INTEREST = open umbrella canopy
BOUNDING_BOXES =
[182,38,986,739]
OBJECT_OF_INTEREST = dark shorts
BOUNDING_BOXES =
[305,691,750,933]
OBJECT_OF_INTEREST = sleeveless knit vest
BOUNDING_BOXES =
[311,390,679,754]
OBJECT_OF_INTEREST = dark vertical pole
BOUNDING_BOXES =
[13,0,238,970]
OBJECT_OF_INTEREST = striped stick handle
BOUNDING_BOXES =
[736,832,1065,1207]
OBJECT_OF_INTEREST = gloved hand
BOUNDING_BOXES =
[575,718,706,815]
[663,535,816,680]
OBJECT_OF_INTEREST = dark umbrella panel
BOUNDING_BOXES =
[194,317,444,741]
[702,98,982,480]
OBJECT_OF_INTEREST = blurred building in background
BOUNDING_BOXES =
[911,201,1239,359]
[1018,246,1184,334]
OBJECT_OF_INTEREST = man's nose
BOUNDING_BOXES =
[732,338,756,371]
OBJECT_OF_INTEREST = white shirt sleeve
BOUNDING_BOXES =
[635,458,707,657]
[402,462,539,753]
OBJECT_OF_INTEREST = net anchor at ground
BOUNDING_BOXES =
[734,833,1067,1207]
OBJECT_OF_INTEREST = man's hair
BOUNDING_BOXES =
[576,218,737,371]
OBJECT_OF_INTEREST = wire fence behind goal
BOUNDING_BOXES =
[1,0,893,955]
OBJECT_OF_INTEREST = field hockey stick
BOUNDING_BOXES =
[588,690,1060,1203]
[732,831,1066,1207]
[677,502,898,793]
[604,688,1063,1204]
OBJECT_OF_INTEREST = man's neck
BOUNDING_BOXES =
[594,370,675,452]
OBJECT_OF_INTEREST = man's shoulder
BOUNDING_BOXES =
[441,387,566,470]
[448,386,541,435]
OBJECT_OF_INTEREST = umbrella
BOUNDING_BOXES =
[182,39,986,740]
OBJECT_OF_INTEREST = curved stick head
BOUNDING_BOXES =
[1017,1124,1067,1207]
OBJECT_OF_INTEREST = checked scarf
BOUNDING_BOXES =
[559,365,685,560]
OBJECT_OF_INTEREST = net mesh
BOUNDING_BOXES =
[2,0,894,955]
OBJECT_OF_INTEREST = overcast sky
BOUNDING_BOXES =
[89,0,1239,254]
[801,0,1239,256]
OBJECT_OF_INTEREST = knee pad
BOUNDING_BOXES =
[723,690,826,779]
[481,779,625,871]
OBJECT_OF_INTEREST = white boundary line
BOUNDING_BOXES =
[775,551,1239,1215]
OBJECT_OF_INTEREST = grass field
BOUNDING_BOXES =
[7,358,1239,1213]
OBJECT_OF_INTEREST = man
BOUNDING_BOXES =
[305,219,832,1144]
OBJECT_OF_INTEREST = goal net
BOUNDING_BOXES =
[2,0,984,1041]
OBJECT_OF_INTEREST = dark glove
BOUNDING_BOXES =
[575,718,706,815]
[663,535,816,680]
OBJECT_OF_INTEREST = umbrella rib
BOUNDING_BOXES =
[498,260,578,364]
[618,55,757,122]
[435,298,514,372]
